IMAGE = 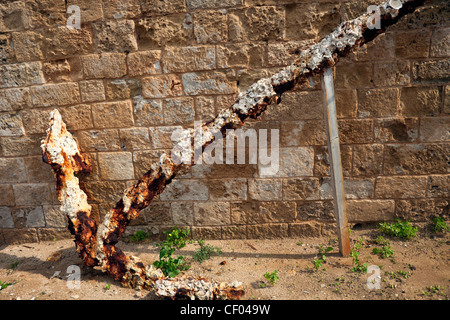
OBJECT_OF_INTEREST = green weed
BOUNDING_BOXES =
[350,238,368,273]
[378,219,417,240]
[193,239,222,263]
[152,227,191,278]
[263,270,279,286]
[431,216,449,234]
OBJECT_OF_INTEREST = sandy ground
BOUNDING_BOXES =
[0,225,448,301]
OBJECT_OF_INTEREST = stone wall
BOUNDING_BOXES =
[0,0,448,244]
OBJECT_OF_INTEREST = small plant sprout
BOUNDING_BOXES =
[350,238,368,273]
[378,219,417,240]
[263,270,279,286]
[431,216,449,234]
[152,226,191,278]
[312,245,333,271]
[371,236,394,259]
[193,239,222,263]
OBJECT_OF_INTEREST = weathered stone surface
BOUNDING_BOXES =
[396,198,449,221]
[427,175,450,198]
[119,128,151,151]
[43,205,67,228]
[24,156,56,183]
[352,144,384,177]
[383,144,449,175]
[335,89,357,118]
[248,179,282,201]
[171,202,194,226]
[374,117,419,143]
[419,117,450,142]
[222,225,247,239]
[136,13,193,49]
[75,129,121,152]
[0,207,14,228]
[445,86,450,114]
[163,46,216,73]
[12,207,45,228]
[105,79,142,101]
[182,72,237,96]
[347,200,395,223]
[338,119,374,144]
[186,0,242,9]
[133,96,164,126]
[0,88,31,112]
[258,202,296,224]
[266,91,323,121]
[228,6,285,41]
[208,178,247,201]
[260,147,314,178]
[288,222,322,238]
[0,1,30,32]
[0,33,16,64]
[399,86,441,116]
[12,31,44,62]
[160,179,208,201]
[81,53,127,79]
[42,26,94,60]
[194,10,227,44]
[247,223,289,239]
[194,202,231,225]
[320,178,374,200]
[375,176,428,199]
[357,88,398,118]
[127,50,161,77]
[94,19,138,53]
[141,201,172,226]
[103,0,142,19]
[164,98,195,125]
[283,178,319,200]
[191,226,221,240]
[395,30,431,58]
[13,183,52,206]
[194,96,216,122]
[91,100,134,129]
[38,228,72,242]
[335,62,373,89]
[2,228,38,244]
[42,58,82,83]
[280,120,327,146]
[373,60,411,87]
[0,185,15,206]
[314,145,352,177]
[66,0,103,22]
[431,28,450,57]
[0,158,27,183]
[267,40,315,67]
[133,150,165,177]
[412,59,450,84]
[0,113,25,137]
[31,83,80,107]
[142,75,183,99]
[0,62,44,88]
[83,180,129,205]
[80,80,106,103]
[98,152,134,180]
[0,135,42,157]
[285,2,341,40]
[141,0,186,14]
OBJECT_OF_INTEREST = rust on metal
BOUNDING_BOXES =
[42,0,425,300]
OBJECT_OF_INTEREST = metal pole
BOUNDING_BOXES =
[321,68,351,257]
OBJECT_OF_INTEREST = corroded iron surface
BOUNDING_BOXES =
[42,0,425,299]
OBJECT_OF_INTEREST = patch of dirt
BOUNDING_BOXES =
[0,225,448,300]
